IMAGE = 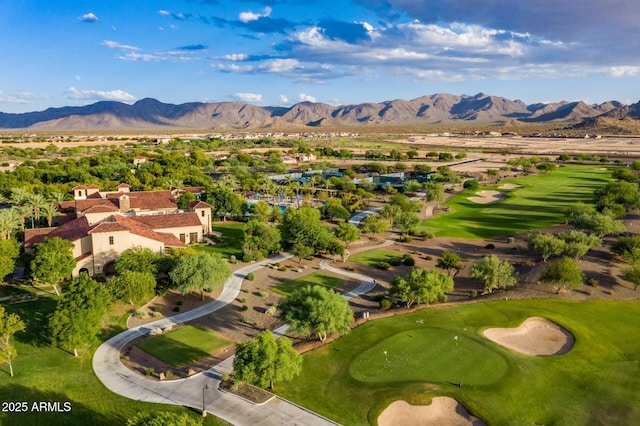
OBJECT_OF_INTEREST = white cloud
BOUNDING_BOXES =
[232,92,263,103]
[101,40,140,51]
[158,10,171,16]
[222,53,249,61]
[279,95,289,104]
[80,12,99,23]
[610,66,640,77]
[117,51,196,62]
[297,93,317,103]
[0,91,36,105]
[66,87,136,102]
[239,7,272,23]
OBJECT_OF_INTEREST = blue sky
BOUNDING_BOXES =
[2,0,640,113]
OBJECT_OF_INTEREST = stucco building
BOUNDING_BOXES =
[25,185,212,277]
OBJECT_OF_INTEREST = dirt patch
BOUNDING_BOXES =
[378,398,486,426]
[468,190,505,204]
[219,380,274,404]
[483,317,575,356]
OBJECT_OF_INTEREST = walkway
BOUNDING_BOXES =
[93,247,381,425]
[93,199,405,424]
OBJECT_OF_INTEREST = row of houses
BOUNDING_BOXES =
[25,184,212,278]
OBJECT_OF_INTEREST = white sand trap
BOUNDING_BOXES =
[483,317,575,356]
[499,183,523,189]
[378,398,486,426]
[468,190,505,204]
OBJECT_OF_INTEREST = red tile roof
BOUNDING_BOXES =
[130,212,202,229]
[24,216,91,248]
[88,222,130,234]
[189,200,212,209]
[105,190,177,210]
[114,215,185,247]
[83,205,119,214]
[75,198,118,213]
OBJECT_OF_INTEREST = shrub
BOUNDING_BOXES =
[389,257,403,266]
[401,236,413,243]
[403,255,416,266]
[242,253,256,262]
[151,305,163,313]
[165,370,173,379]
[145,367,154,376]
[258,291,268,298]
[425,255,433,261]
[133,310,148,319]
[376,261,391,270]
[238,297,246,303]
[279,266,288,272]
[485,243,496,249]
[587,277,599,288]
[242,305,249,311]
[507,237,515,244]
[246,272,255,281]
[470,289,478,298]
[172,307,180,312]
[152,311,162,318]
[379,299,391,310]
[229,255,237,264]
[221,373,230,382]
[175,300,183,306]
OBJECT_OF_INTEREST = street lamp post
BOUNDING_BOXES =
[202,384,209,417]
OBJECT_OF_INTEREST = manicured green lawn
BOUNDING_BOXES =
[277,299,640,426]
[418,165,613,239]
[0,296,228,426]
[348,249,402,267]
[136,325,233,368]
[271,272,344,296]
[195,222,245,259]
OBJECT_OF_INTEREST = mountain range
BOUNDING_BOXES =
[1,93,639,131]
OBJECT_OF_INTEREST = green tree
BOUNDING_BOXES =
[0,209,20,239]
[612,235,640,262]
[594,181,640,213]
[291,244,315,263]
[175,191,196,209]
[31,237,76,289]
[389,268,454,308]
[280,207,335,253]
[469,254,518,294]
[623,261,640,291]
[279,285,353,341]
[360,213,390,238]
[109,271,157,305]
[557,230,601,260]
[526,233,566,262]
[424,182,445,207]
[463,179,480,191]
[233,330,302,390]
[40,203,61,227]
[436,251,463,277]
[335,222,360,247]
[393,211,420,236]
[320,198,350,221]
[126,411,202,426]
[116,246,159,275]
[0,306,26,376]
[0,239,20,283]
[169,253,231,300]
[242,219,282,260]
[541,256,584,293]
[49,273,111,357]
[206,189,247,221]
[249,200,272,221]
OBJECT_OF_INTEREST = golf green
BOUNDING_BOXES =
[350,328,508,385]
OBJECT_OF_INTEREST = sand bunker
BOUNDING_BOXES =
[468,190,505,204]
[378,398,486,426]
[483,317,574,356]
[499,183,523,189]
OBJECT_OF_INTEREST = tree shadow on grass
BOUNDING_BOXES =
[5,295,58,347]
[0,384,119,426]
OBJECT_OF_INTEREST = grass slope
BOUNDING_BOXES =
[419,165,613,239]
[277,299,640,426]
[348,249,402,267]
[136,325,233,368]
[195,222,245,259]
[271,272,344,296]
[0,296,228,426]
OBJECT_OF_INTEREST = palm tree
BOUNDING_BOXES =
[165,178,184,190]
[0,209,20,239]
[49,192,67,203]
[11,205,31,231]
[27,193,48,228]
[40,203,61,227]
[9,187,30,206]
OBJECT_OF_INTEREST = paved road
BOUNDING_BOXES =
[93,247,384,425]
